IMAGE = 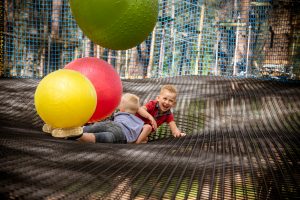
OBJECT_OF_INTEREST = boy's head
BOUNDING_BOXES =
[156,85,177,112]
[119,93,140,114]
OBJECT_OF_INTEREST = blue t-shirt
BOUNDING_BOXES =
[114,112,144,143]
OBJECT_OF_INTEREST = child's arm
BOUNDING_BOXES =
[137,106,157,131]
[135,124,153,144]
[169,121,186,137]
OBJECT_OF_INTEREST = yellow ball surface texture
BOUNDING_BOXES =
[34,69,97,128]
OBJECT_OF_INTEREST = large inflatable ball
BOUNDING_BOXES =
[69,0,159,50]
[34,69,97,128]
[65,57,123,123]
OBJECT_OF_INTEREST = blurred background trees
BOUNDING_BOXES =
[2,0,299,79]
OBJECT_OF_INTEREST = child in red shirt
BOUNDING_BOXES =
[135,85,186,143]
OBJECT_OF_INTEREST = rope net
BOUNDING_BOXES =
[0,77,300,199]
[2,0,300,79]
[1,0,300,199]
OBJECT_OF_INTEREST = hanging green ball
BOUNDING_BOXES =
[69,0,159,50]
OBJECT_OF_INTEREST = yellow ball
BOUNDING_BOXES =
[34,69,97,128]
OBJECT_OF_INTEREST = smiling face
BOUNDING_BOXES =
[157,89,177,112]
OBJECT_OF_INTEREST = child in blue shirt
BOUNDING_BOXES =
[78,93,144,143]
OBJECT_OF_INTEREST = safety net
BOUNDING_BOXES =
[0,76,299,199]
[1,0,300,79]
[1,0,300,199]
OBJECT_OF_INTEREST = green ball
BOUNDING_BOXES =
[70,0,159,50]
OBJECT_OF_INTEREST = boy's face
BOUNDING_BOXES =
[157,90,176,112]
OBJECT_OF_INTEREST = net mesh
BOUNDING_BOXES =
[2,0,300,79]
[0,77,299,199]
[1,0,300,199]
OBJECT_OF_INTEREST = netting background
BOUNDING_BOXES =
[1,1,300,199]
[2,0,300,79]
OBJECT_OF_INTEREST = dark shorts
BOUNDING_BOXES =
[83,121,127,144]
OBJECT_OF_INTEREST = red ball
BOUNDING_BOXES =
[65,57,122,122]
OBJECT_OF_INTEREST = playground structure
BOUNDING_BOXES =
[2,0,300,79]
[0,0,299,199]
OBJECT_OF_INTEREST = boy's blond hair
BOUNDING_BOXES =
[160,85,177,96]
[119,93,140,114]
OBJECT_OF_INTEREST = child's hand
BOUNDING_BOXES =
[180,132,186,137]
[149,116,157,131]
[169,121,186,138]
[173,131,186,138]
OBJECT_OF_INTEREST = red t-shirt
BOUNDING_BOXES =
[136,100,174,127]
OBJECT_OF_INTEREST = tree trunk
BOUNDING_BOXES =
[137,40,150,78]
[158,0,167,77]
[83,36,91,57]
[51,0,62,39]
[107,49,113,65]
[195,4,205,75]
[158,28,165,77]
[125,50,129,78]
[115,50,122,76]
[4,0,15,75]
[233,0,250,76]
[170,0,176,76]
[264,2,292,67]
[147,26,157,78]
[0,0,14,74]
[128,47,139,78]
